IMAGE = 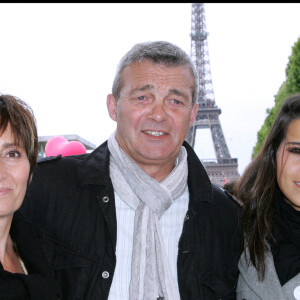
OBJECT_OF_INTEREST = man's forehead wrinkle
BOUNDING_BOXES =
[135,84,155,91]
[122,62,194,99]
[170,89,185,96]
[131,85,188,99]
[133,75,189,89]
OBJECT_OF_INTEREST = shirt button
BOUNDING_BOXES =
[102,271,109,279]
[102,196,109,203]
[294,286,300,300]
[184,214,189,221]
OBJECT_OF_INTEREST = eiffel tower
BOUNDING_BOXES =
[186,3,239,186]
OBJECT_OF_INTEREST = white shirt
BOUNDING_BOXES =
[108,186,189,300]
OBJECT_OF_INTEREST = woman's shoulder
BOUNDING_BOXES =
[0,268,30,300]
[237,249,286,300]
[0,267,59,300]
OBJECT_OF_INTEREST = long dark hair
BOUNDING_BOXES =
[236,93,300,280]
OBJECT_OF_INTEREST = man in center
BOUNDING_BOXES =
[107,41,241,299]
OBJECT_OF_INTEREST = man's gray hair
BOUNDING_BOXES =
[112,41,199,105]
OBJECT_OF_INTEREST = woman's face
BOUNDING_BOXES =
[276,119,300,211]
[0,123,30,219]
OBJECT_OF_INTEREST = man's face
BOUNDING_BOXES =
[107,60,198,175]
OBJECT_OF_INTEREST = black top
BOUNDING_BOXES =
[0,220,61,300]
[272,189,300,285]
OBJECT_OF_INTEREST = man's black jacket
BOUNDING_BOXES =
[13,141,242,299]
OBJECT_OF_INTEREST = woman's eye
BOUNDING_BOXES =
[5,150,21,159]
[289,147,300,154]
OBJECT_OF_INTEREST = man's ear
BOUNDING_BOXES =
[107,94,118,121]
[190,102,198,125]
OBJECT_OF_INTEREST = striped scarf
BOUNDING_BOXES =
[108,132,187,300]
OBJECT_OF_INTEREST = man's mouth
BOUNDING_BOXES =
[143,130,166,137]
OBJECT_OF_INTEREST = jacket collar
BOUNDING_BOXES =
[183,141,212,204]
[76,140,212,204]
[77,141,111,186]
[238,249,285,299]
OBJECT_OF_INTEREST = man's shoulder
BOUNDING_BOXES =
[210,184,242,246]
[211,183,242,211]
[31,142,110,185]
[37,153,88,166]
[37,141,108,170]
[30,153,90,186]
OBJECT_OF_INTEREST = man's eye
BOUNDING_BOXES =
[137,96,146,100]
[171,99,182,105]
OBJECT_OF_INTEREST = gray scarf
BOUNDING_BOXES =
[108,132,188,300]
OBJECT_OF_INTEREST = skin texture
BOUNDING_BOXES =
[107,60,198,182]
[276,119,300,211]
[0,123,30,219]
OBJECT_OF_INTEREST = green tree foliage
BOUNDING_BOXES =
[252,37,300,158]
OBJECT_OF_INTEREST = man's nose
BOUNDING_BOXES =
[147,101,167,122]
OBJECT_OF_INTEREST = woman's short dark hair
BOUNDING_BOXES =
[0,94,38,176]
[236,93,300,280]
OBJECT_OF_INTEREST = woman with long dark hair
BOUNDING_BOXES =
[236,93,300,299]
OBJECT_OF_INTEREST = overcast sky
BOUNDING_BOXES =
[1,3,300,174]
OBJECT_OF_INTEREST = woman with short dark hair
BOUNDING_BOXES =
[0,94,60,300]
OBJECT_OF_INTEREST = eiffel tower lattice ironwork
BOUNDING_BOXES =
[186,3,240,186]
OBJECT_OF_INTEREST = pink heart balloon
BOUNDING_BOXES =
[45,136,86,157]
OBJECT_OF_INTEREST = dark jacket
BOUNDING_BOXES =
[13,141,241,300]
[0,222,61,300]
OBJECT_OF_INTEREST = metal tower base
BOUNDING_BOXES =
[202,158,240,186]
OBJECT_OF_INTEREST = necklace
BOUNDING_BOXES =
[19,257,28,275]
